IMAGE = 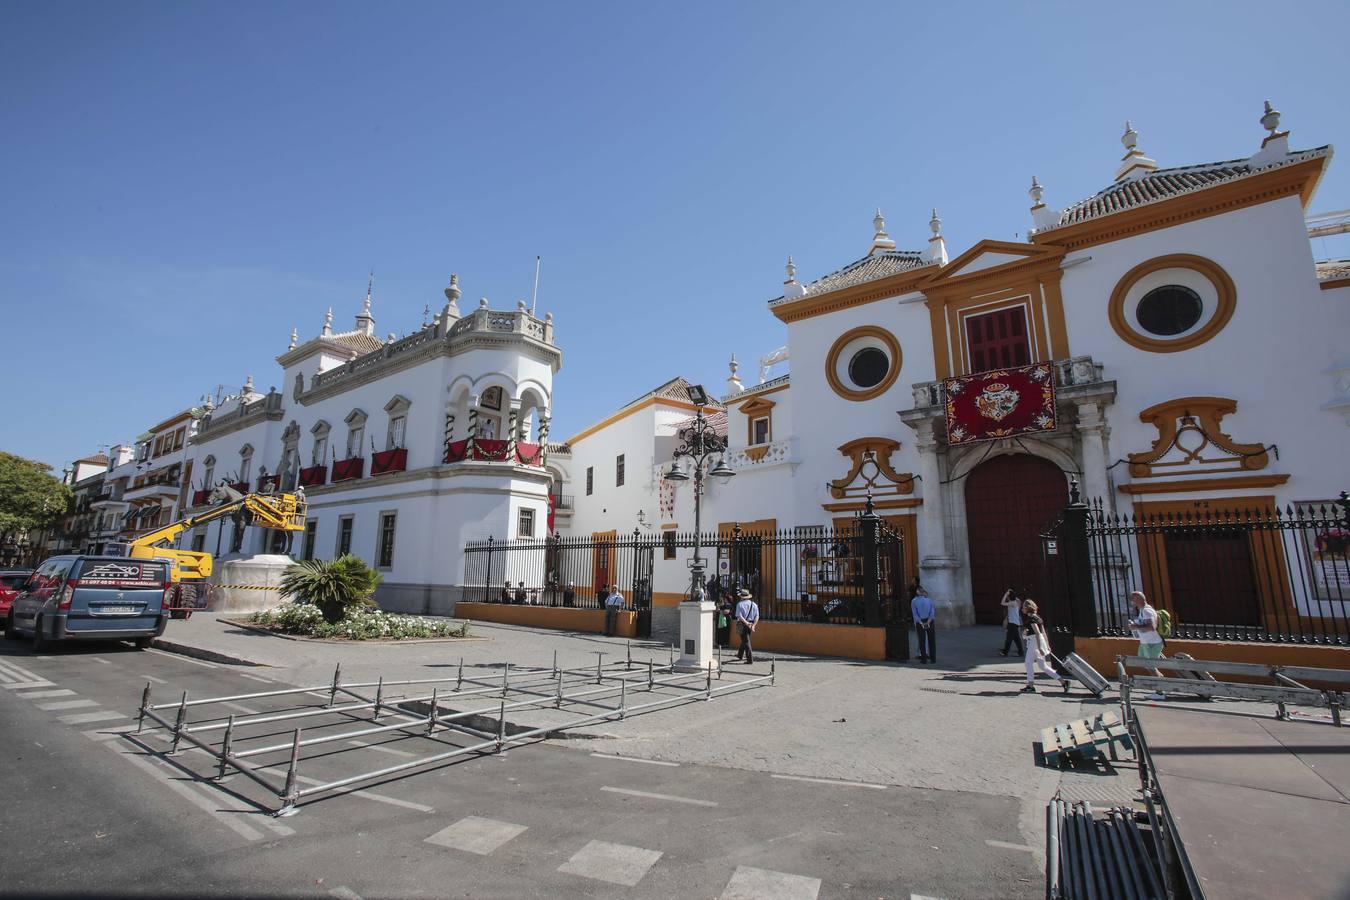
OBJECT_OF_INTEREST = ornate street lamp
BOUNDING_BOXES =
[664,385,735,670]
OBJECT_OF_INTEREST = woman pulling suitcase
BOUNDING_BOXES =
[1019,599,1069,694]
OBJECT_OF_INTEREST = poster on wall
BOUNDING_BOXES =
[943,362,1057,445]
[1299,501,1350,601]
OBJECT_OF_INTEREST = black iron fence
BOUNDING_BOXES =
[463,520,909,635]
[1042,491,1350,648]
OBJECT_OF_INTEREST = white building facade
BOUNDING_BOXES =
[559,103,1349,630]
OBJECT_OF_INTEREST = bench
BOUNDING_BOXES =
[1041,711,1134,768]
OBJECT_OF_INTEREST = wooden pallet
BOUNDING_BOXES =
[1041,711,1134,768]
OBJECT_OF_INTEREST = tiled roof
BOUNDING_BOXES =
[672,409,729,438]
[1316,259,1350,282]
[1046,146,1333,231]
[75,454,109,465]
[330,330,385,354]
[769,250,928,305]
[622,377,726,411]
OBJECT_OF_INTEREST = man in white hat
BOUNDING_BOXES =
[734,588,760,664]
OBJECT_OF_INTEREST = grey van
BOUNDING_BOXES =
[4,555,169,651]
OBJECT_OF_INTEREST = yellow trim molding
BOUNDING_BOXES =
[1128,396,1269,477]
[1108,254,1236,353]
[825,326,903,401]
[821,498,923,512]
[567,395,703,445]
[1117,474,1290,495]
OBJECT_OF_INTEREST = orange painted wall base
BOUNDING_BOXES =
[454,602,637,638]
[1075,636,1350,684]
[731,621,886,661]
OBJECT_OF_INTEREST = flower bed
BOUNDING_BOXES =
[249,602,470,641]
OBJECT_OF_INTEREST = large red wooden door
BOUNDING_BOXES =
[1164,529,1261,627]
[964,454,1068,624]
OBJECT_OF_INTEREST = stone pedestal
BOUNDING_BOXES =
[674,599,718,673]
[211,554,294,614]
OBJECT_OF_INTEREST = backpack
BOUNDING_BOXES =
[1156,608,1173,639]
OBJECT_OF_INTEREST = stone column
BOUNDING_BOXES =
[1075,399,1112,512]
[912,416,965,627]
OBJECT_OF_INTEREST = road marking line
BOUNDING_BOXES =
[771,774,888,790]
[591,753,679,767]
[222,701,262,715]
[425,816,528,855]
[60,711,130,725]
[911,894,947,900]
[83,724,140,742]
[89,657,113,665]
[721,865,821,900]
[600,786,718,807]
[985,839,1036,853]
[558,839,663,887]
[16,689,76,699]
[2,681,55,690]
[140,674,169,685]
[37,699,99,711]
[349,739,416,758]
[0,659,43,682]
[329,889,363,900]
[146,648,218,668]
[105,743,263,842]
[255,766,435,813]
[237,673,273,683]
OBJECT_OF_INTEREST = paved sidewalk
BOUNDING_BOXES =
[157,614,1139,857]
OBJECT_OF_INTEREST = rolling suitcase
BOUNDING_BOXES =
[1055,652,1110,698]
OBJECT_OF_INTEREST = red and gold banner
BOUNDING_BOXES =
[943,362,1056,445]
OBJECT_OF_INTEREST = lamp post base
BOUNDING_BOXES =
[673,599,719,672]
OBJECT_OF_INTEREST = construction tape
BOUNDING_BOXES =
[211,584,283,591]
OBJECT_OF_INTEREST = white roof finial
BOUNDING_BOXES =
[440,272,462,326]
[781,254,806,300]
[868,207,896,255]
[1261,99,1281,136]
[355,271,376,336]
[322,307,333,336]
[1115,119,1158,182]
[288,327,298,350]
[422,304,430,328]
[1028,176,1059,233]
[921,208,948,266]
[1029,175,1044,206]
[726,353,744,395]
[243,374,254,393]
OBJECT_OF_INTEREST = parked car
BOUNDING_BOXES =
[4,556,169,651]
[0,569,32,620]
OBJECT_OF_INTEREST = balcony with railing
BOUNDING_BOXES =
[195,390,284,440]
[123,472,182,503]
[444,439,546,467]
[332,457,364,483]
[907,356,1111,412]
[298,464,328,488]
[371,447,408,476]
[725,438,798,472]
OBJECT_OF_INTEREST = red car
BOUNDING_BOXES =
[0,570,33,619]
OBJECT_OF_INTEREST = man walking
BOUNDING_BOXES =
[734,588,759,664]
[911,584,937,664]
[604,585,625,636]
[999,588,1024,657]
[1129,590,1165,678]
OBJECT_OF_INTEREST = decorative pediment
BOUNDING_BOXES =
[828,437,916,501]
[920,239,1064,286]
[1128,397,1270,478]
[739,396,776,415]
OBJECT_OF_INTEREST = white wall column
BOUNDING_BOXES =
[1075,399,1112,511]
[912,417,966,626]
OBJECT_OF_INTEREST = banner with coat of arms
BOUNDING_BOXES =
[943,362,1056,445]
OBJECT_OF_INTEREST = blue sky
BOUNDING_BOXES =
[3,1,1348,471]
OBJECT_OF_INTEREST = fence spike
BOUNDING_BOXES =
[496,700,506,753]
[627,640,632,670]
[552,649,558,677]
[595,651,604,685]
[456,657,464,691]
[428,688,439,734]
[501,662,510,698]
[648,657,654,690]
[137,682,153,734]
[556,667,564,708]
[373,676,384,721]
[771,655,776,685]
[280,727,303,815]
[620,676,627,720]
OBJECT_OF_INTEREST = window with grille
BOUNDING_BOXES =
[518,508,535,539]
[347,426,364,459]
[965,306,1031,374]
[313,436,327,466]
[616,454,625,487]
[387,415,406,450]
[751,416,770,445]
[663,530,677,560]
[586,467,594,496]
[302,520,317,561]
[337,516,354,557]
[377,513,396,567]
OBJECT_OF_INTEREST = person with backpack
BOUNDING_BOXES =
[1129,591,1166,677]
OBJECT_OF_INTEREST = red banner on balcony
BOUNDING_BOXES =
[515,442,543,466]
[230,482,249,495]
[298,465,327,487]
[474,439,510,461]
[191,489,210,507]
[331,458,364,483]
[371,447,408,476]
[943,362,1056,445]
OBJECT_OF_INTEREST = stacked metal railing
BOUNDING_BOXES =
[135,648,773,816]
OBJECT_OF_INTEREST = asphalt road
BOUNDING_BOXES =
[0,640,1043,899]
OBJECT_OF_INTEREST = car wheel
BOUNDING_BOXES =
[31,617,47,652]
[4,613,18,641]
[134,636,153,650]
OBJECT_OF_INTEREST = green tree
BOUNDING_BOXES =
[0,452,72,550]
[278,554,383,623]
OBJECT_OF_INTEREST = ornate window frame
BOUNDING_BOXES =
[825,326,902,401]
[1108,254,1236,353]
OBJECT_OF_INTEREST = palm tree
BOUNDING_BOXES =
[279,554,382,623]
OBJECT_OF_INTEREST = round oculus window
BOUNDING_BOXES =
[847,347,890,388]
[1136,285,1203,337]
